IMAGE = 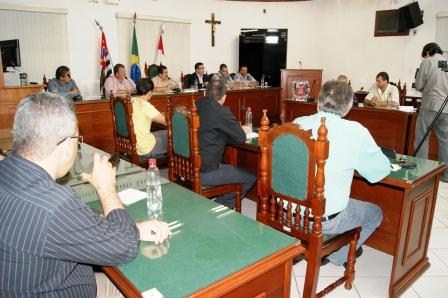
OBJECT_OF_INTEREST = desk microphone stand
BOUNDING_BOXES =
[413,94,448,156]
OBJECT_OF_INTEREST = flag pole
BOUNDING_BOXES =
[94,19,103,32]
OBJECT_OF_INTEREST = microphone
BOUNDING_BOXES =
[125,76,136,94]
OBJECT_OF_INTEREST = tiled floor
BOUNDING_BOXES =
[240,181,448,298]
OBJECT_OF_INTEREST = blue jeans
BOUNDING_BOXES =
[322,199,383,266]
[200,164,257,208]
[415,109,448,182]
[138,130,168,162]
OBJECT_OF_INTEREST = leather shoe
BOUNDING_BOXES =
[292,255,330,266]
[343,246,363,269]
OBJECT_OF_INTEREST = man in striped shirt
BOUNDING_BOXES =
[0,93,170,297]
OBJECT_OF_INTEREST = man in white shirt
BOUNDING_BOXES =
[104,64,136,98]
[364,72,399,107]
[151,65,178,93]
[234,65,258,88]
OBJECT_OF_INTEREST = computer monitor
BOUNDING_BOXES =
[0,39,21,71]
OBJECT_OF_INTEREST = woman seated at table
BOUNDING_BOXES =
[132,78,168,161]
[364,72,399,107]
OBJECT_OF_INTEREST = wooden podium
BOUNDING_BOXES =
[280,69,322,122]
[0,59,43,129]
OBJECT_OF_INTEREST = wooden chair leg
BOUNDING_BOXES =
[344,238,358,290]
[303,242,322,298]
[235,189,241,213]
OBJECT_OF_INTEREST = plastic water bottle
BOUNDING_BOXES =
[245,107,253,129]
[260,74,265,88]
[387,91,392,108]
[146,158,163,218]
[194,78,198,91]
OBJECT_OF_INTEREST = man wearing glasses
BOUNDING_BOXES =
[0,93,170,297]
[47,65,81,100]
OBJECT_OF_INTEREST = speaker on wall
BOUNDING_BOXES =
[399,2,423,30]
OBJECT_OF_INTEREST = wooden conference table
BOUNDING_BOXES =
[69,144,303,298]
[228,138,446,298]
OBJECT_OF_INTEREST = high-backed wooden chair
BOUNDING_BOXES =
[182,73,191,89]
[166,96,243,212]
[110,93,147,168]
[257,110,361,298]
[391,81,407,106]
[144,62,159,79]
[110,93,167,169]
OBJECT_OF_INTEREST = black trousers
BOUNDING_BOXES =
[200,164,257,208]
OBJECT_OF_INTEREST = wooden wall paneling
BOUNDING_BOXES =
[74,88,281,154]
[0,85,44,129]
[284,100,440,158]
[75,100,115,153]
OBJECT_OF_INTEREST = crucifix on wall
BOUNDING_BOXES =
[205,13,221,47]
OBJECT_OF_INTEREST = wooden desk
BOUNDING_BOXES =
[0,128,12,152]
[85,183,302,297]
[350,156,446,297]
[75,88,281,153]
[0,85,44,129]
[284,100,440,160]
[229,138,446,298]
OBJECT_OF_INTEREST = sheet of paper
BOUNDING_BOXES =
[398,106,414,113]
[118,188,146,206]
[390,164,401,172]
[142,288,164,298]
[246,132,258,139]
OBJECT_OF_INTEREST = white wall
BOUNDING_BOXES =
[0,0,447,97]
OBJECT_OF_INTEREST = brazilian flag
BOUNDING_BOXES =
[130,25,141,83]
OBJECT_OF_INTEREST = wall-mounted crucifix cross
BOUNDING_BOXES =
[205,13,221,47]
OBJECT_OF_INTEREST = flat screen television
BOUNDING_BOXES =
[239,29,287,87]
[0,39,21,71]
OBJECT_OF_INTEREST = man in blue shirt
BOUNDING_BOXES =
[293,80,390,266]
[47,65,81,100]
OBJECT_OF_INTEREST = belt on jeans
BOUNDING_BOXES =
[309,212,340,222]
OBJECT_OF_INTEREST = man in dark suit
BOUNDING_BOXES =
[195,80,257,208]
[187,62,209,89]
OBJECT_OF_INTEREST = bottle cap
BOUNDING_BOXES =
[149,158,157,167]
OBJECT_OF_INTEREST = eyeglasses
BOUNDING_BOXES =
[65,73,71,78]
[56,135,83,146]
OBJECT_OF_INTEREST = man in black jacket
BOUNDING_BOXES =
[196,80,257,208]
[187,62,208,89]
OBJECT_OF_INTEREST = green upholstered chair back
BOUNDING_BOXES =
[166,97,201,188]
[114,102,129,138]
[110,94,143,167]
[257,116,329,232]
[172,111,190,158]
[149,65,158,78]
[271,134,309,200]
